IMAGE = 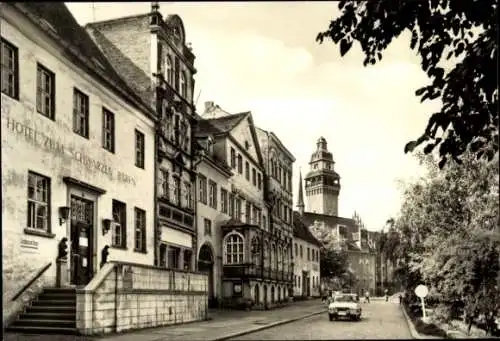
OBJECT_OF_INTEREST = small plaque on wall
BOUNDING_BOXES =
[20,239,39,254]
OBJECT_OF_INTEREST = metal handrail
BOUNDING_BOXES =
[11,262,52,301]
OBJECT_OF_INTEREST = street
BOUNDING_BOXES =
[229,300,412,340]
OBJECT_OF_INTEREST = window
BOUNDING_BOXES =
[173,177,181,205]
[262,215,267,229]
[198,174,207,204]
[174,56,180,91]
[235,198,242,221]
[245,161,250,180]
[159,244,167,267]
[183,250,192,271]
[237,154,242,174]
[230,148,236,168]
[102,108,115,153]
[27,172,50,231]
[111,200,126,248]
[245,202,251,224]
[209,180,217,209]
[134,207,146,252]
[307,247,310,261]
[159,169,169,199]
[180,71,188,98]
[221,189,228,214]
[204,218,212,236]
[295,243,298,257]
[168,246,180,269]
[135,130,145,168]
[73,88,89,138]
[300,245,303,258]
[184,182,193,209]
[257,173,262,190]
[166,55,174,85]
[224,233,244,264]
[228,193,235,218]
[36,63,55,119]
[252,168,256,186]
[1,38,18,99]
[288,173,292,192]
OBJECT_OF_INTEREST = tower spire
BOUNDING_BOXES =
[297,168,305,215]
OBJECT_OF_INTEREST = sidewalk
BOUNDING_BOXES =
[94,299,326,341]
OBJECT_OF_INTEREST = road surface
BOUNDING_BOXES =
[229,300,412,340]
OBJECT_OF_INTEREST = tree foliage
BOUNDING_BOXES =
[317,0,498,168]
[310,223,354,285]
[391,151,500,318]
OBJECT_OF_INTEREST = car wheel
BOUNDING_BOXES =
[329,314,334,321]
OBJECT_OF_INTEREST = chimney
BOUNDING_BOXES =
[204,101,214,113]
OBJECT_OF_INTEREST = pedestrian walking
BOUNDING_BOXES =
[384,288,389,302]
[399,294,403,305]
[364,290,370,303]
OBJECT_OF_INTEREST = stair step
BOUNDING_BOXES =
[32,299,76,306]
[6,325,77,335]
[39,292,76,300]
[20,312,76,320]
[27,306,76,314]
[43,287,77,293]
[12,319,76,328]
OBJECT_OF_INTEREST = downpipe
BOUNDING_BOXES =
[114,265,118,332]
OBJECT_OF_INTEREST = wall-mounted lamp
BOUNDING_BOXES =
[59,206,70,225]
[102,219,112,236]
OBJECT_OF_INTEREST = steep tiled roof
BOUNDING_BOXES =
[13,3,154,117]
[293,212,322,247]
[300,212,358,234]
[205,112,249,133]
[194,118,223,137]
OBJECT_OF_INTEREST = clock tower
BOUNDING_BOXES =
[304,137,341,216]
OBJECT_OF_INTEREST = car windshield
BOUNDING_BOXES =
[334,295,356,302]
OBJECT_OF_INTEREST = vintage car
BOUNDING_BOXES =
[328,294,362,321]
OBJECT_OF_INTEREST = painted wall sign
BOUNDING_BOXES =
[3,115,137,186]
[20,239,39,254]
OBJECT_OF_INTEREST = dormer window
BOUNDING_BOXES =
[180,71,187,98]
[244,141,250,150]
[166,55,174,86]
[206,137,214,154]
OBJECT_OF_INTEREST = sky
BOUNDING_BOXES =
[66,1,438,231]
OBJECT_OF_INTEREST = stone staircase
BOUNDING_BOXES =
[7,288,77,334]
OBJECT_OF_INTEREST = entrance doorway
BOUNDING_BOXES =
[70,195,94,286]
[198,244,215,308]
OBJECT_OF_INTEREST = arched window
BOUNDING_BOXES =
[166,55,174,85]
[224,233,244,264]
[180,71,188,98]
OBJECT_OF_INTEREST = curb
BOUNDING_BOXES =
[401,304,425,339]
[212,309,327,341]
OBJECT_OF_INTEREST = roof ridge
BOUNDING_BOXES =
[85,13,150,27]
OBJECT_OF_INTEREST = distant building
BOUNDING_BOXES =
[194,102,294,309]
[296,137,378,294]
[255,127,295,298]
[292,210,321,298]
[193,118,233,307]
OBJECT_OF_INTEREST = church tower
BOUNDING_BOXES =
[304,137,341,216]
